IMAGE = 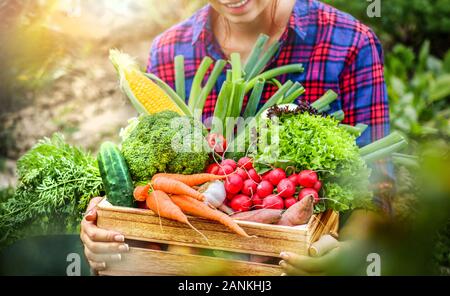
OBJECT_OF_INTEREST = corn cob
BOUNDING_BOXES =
[109,49,184,115]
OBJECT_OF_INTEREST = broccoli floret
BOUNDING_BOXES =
[121,111,209,183]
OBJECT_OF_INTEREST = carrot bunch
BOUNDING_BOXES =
[133,173,249,238]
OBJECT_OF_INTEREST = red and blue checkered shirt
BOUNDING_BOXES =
[147,0,393,211]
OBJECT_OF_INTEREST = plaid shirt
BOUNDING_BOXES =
[147,0,393,212]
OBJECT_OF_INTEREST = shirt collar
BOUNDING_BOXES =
[191,0,311,45]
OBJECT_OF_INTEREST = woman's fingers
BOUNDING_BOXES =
[88,260,107,271]
[279,249,339,273]
[84,196,104,222]
[81,218,124,243]
[84,247,123,263]
[80,232,129,254]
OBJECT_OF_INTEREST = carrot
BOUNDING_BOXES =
[152,173,226,187]
[147,190,209,242]
[278,195,314,226]
[152,177,205,201]
[170,195,251,238]
[231,209,283,224]
[134,184,150,202]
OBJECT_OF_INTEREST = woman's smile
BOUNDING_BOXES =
[219,0,252,15]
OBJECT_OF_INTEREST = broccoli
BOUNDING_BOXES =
[121,111,210,183]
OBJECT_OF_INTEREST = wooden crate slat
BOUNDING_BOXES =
[100,248,283,276]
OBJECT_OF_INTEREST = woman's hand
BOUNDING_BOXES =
[279,246,341,276]
[80,197,129,272]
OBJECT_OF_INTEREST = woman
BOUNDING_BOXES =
[81,0,390,275]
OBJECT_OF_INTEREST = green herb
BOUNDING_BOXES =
[0,134,103,248]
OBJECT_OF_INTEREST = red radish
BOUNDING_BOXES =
[230,194,252,212]
[299,188,319,204]
[221,159,237,170]
[277,179,296,198]
[256,181,274,198]
[288,174,298,186]
[217,165,234,176]
[235,167,248,180]
[206,163,220,175]
[263,194,284,210]
[241,179,257,196]
[226,191,237,201]
[297,170,318,188]
[238,157,253,170]
[248,169,262,183]
[267,168,286,186]
[224,175,244,194]
[207,133,227,154]
[262,171,271,182]
[251,194,264,209]
[137,201,148,209]
[284,197,297,209]
[313,181,322,192]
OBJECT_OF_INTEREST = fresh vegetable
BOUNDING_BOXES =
[151,173,225,187]
[262,194,284,210]
[230,194,252,212]
[278,195,314,226]
[241,179,258,196]
[247,169,262,183]
[284,197,297,209]
[221,159,237,170]
[170,195,250,237]
[133,184,150,202]
[277,179,296,198]
[224,175,244,194]
[267,168,286,186]
[97,142,135,207]
[231,209,283,224]
[288,174,298,186]
[238,157,253,170]
[299,188,320,204]
[251,194,264,209]
[109,50,188,116]
[297,170,319,188]
[217,165,234,176]
[256,181,274,198]
[313,181,322,192]
[121,111,209,183]
[206,163,220,175]
[235,168,248,180]
[207,133,227,155]
[0,134,103,248]
[201,181,226,208]
[152,177,205,201]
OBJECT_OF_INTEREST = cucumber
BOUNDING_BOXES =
[97,142,135,207]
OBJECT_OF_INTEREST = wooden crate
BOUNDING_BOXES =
[97,201,339,276]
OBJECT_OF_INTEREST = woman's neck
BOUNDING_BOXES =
[212,0,296,61]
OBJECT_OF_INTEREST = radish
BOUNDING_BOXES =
[267,168,286,186]
[226,191,237,201]
[288,174,298,186]
[256,180,274,198]
[221,159,237,170]
[238,157,253,170]
[277,179,296,198]
[262,171,271,182]
[241,179,257,196]
[284,197,297,209]
[299,188,319,204]
[217,165,234,176]
[230,194,252,212]
[206,133,227,154]
[262,194,284,210]
[251,194,264,209]
[297,170,318,188]
[313,181,322,192]
[224,174,244,194]
[235,167,248,180]
[206,163,220,175]
[248,169,262,183]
